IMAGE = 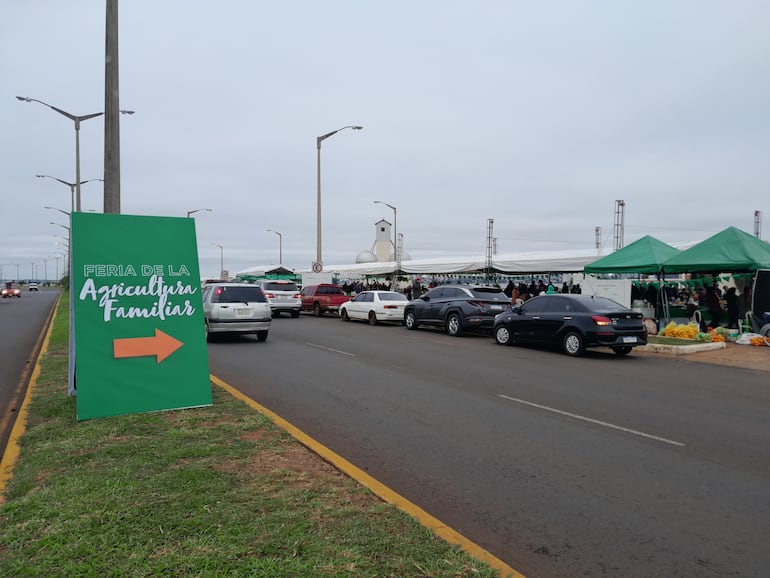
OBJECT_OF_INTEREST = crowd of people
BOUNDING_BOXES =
[339,277,582,303]
[632,280,753,330]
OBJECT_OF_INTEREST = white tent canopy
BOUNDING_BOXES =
[235,264,296,277]
[293,247,613,277]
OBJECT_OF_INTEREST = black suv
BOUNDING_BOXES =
[404,284,511,336]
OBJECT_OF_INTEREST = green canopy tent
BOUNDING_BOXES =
[583,235,682,321]
[584,235,681,274]
[661,226,770,273]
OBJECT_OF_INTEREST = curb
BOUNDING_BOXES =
[638,341,727,355]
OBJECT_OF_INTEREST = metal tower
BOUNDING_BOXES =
[613,200,625,251]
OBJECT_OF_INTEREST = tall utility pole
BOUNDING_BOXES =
[613,200,625,251]
[104,0,121,214]
[754,210,762,239]
[485,218,494,282]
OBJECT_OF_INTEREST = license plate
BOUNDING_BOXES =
[623,336,637,343]
[235,308,251,316]
[490,305,503,310]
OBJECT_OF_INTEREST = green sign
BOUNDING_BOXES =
[72,213,211,420]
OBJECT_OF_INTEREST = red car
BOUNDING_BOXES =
[2,282,22,298]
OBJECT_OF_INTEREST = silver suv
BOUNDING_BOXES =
[256,280,302,318]
[201,283,271,342]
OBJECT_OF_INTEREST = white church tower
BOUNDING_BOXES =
[372,219,394,262]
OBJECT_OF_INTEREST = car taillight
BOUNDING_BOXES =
[383,305,398,309]
[293,293,301,298]
[592,315,612,326]
[264,292,275,298]
[468,300,485,308]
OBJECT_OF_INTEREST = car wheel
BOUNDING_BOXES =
[563,331,585,356]
[341,309,350,321]
[313,303,322,317]
[404,310,418,330]
[205,322,215,343]
[611,346,632,356]
[291,310,300,318]
[256,331,268,342]
[368,311,378,326]
[446,313,462,336]
[495,325,512,345]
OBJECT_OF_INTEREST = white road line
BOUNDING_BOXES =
[306,342,356,357]
[498,394,685,447]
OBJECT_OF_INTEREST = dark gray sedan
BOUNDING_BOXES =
[493,294,648,356]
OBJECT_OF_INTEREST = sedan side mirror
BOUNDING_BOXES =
[421,295,430,301]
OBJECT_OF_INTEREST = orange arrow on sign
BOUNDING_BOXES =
[113,329,183,363]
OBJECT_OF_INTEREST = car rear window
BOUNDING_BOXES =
[582,296,626,311]
[469,287,508,300]
[213,286,266,303]
[264,282,298,292]
[379,293,408,301]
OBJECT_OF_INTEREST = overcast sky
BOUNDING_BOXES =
[2,1,769,280]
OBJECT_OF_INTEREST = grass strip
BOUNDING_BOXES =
[0,293,502,577]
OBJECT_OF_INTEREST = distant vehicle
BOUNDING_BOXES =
[200,283,271,342]
[493,294,648,356]
[300,284,351,317]
[2,282,22,298]
[404,284,511,336]
[340,290,408,325]
[255,280,302,318]
[28,282,39,292]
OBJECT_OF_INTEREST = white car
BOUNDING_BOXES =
[201,283,271,342]
[339,290,408,325]
[255,280,302,318]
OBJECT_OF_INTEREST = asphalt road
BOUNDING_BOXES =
[0,289,59,458]
[208,314,770,578]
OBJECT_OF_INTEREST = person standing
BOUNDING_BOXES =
[706,285,723,327]
[724,287,739,329]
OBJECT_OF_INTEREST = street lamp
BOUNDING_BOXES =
[37,175,102,213]
[267,229,283,265]
[17,96,132,211]
[51,255,60,282]
[50,222,71,232]
[373,200,398,262]
[316,125,363,271]
[187,208,212,218]
[211,243,224,279]
[45,206,70,216]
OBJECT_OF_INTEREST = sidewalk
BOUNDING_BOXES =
[636,341,770,372]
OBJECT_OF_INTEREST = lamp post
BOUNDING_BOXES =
[52,255,60,282]
[50,222,71,233]
[17,96,132,212]
[316,125,363,271]
[45,206,70,217]
[211,243,224,279]
[267,229,283,265]
[37,175,102,213]
[187,208,212,218]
